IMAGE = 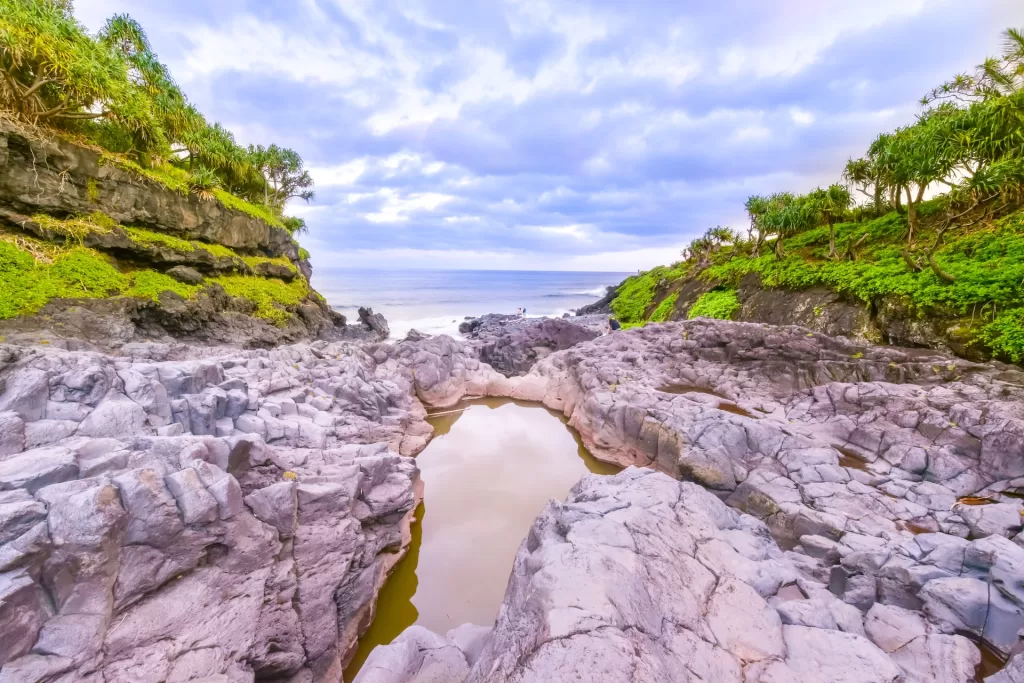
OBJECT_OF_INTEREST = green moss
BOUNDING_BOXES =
[688,289,740,320]
[86,178,99,203]
[210,275,308,325]
[610,263,688,324]
[648,293,678,323]
[298,247,311,260]
[127,270,200,301]
[124,226,196,253]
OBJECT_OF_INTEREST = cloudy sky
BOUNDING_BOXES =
[75,0,1024,271]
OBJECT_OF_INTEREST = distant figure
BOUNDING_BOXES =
[517,307,522,316]
[608,317,621,333]
[522,307,527,317]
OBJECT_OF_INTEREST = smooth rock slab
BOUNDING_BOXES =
[0,447,77,493]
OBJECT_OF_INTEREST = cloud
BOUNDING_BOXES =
[73,0,1024,270]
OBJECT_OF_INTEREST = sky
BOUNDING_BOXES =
[74,0,1024,272]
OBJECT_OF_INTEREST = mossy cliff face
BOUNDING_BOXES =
[0,121,295,255]
[0,124,348,348]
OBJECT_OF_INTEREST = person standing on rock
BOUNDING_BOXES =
[607,317,621,333]
[517,307,522,316]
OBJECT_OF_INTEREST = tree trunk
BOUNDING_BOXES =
[905,185,917,246]
[894,186,905,214]
[873,184,883,217]
[828,220,838,260]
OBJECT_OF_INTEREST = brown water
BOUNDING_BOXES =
[343,398,619,681]
[658,383,725,397]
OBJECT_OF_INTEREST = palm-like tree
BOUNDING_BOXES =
[809,184,853,259]
[924,28,1024,105]
[744,195,770,256]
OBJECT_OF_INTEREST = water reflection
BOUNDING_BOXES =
[344,398,618,680]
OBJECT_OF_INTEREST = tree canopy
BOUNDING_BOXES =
[0,0,313,230]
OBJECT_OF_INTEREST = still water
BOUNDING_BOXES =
[344,398,618,680]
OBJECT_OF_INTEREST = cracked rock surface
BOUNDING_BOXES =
[0,333,508,682]
[361,319,1024,682]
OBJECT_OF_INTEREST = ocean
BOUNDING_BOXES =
[310,269,629,339]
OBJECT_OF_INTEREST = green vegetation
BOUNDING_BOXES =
[31,211,114,241]
[614,27,1024,362]
[1,1,310,231]
[211,275,308,325]
[0,242,126,318]
[128,269,198,301]
[649,293,678,323]
[123,225,194,253]
[242,254,298,274]
[687,290,740,320]
[212,188,286,229]
[610,264,688,325]
[0,234,306,324]
[122,226,296,275]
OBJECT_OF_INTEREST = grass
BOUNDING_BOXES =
[198,242,237,260]
[212,188,286,229]
[687,289,740,320]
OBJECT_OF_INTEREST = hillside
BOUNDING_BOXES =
[609,203,1024,362]
[609,28,1024,364]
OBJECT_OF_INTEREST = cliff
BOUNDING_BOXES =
[0,121,362,349]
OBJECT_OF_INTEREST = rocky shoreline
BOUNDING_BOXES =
[1,311,1022,682]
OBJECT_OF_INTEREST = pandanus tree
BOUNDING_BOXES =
[744,195,770,257]
[0,2,315,215]
[808,184,853,259]
[248,144,315,213]
[842,157,885,216]
[923,28,1024,105]
[0,0,160,145]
